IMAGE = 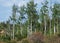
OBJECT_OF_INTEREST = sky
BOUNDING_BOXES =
[0,0,60,22]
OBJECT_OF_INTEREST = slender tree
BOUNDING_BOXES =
[52,3,60,35]
[26,0,38,36]
[10,4,17,40]
[17,5,26,35]
[40,0,49,35]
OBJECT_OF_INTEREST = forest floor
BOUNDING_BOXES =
[0,32,60,43]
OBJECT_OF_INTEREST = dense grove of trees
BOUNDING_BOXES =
[0,0,60,41]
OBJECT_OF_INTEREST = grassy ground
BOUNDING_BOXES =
[0,32,60,43]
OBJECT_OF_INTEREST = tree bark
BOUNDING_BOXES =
[50,20,52,36]
[54,24,56,35]
[44,16,46,35]
[54,18,56,35]
[27,19,30,37]
[13,22,15,40]
[30,17,32,35]
[57,18,58,34]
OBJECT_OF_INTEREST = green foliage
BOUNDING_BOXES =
[45,35,60,43]
[0,35,11,42]
[22,39,29,43]
[6,40,17,43]
[0,0,60,43]
[26,0,39,30]
[15,33,23,41]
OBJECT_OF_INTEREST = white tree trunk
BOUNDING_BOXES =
[54,18,56,35]
[30,18,32,35]
[57,18,58,34]
[27,20,30,37]
[35,28,36,33]
[27,27,29,37]
[54,24,56,35]
[13,22,15,40]
[20,27,22,35]
[50,20,52,36]
[44,16,46,35]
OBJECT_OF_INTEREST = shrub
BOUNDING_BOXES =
[45,35,60,43]
[28,32,44,43]
[22,38,29,43]
[7,40,17,43]
[15,33,23,41]
[0,34,11,42]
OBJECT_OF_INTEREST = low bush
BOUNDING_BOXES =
[15,34,23,41]
[6,40,17,43]
[45,35,60,43]
[21,38,29,43]
[28,32,44,43]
